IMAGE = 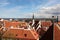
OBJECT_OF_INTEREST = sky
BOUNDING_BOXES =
[0,0,60,18]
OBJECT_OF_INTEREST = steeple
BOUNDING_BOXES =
[32,14,35,26]
[32,14,34,19]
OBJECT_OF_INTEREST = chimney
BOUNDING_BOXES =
[57,16,58,22]
[52,16,54,18]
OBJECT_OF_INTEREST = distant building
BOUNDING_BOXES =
[37,20,52,37]
[3,20,28,29]
[0,16,59,40]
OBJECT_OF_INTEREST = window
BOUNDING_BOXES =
[24,34,27,37]
[16,34,18,36]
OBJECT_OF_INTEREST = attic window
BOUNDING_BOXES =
[24,34,27,37]
[16,34,18,36]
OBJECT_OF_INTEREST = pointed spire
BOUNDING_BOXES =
[32,14,34,19]
[32,14,35,26]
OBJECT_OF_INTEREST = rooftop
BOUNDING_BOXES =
[2,28,39,40]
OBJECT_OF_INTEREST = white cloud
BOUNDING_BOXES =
[0,3,9,7]
[0,0,9,7]
[0,6,28,18]
[40,4,60,14]
[24,4,60,18]
[0,0,60,18]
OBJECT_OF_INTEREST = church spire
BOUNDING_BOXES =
[32,14,35,27]
[32,14,34,19]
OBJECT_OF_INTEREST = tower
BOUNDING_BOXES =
[32,14,34,19]
[57,16,58,22]
[32,14,35,26]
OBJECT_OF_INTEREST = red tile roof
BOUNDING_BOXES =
[54,23,60,40]
[4,20,11,28]
[11,22,20,28]
[41,21,52,27]
[3,20,28,28]
[2,29,39,40]
[58,21,60,24]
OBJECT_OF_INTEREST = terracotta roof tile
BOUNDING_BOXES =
[54,24,60,40]
[4,20,11,28]
[3,20,28,28]
[58,22,60,24]
[41,21,52,27]
[2,29,39,40]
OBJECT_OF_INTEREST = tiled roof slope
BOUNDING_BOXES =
[2,29,39,40]
[4,20,11,28]
[4,20,28,28]
[54,23,60,40]
[41,21,52,27]
[58,21,60,24]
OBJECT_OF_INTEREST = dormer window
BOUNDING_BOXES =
[24,34,27,37]
[16,34,18,36]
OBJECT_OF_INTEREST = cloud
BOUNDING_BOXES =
[0,0,9,7]
[37,4,60,17]
[24,4,60,18]
[0,6,29,18]
[0,0,60,18]
[40,4,60,14]
[0,2,9,7]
